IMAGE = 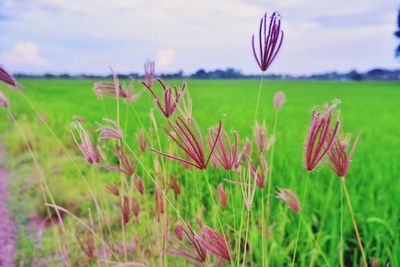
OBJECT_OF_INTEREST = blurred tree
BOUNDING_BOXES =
[396,8,400,57]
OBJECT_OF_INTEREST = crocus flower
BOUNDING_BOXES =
[71,121,100,165]
[164,223,207,263]
[252,12,284,72]
[0,90,9,108]
[276,188,301,213]
[196,226,231,262]
[274,91,285,110]
[102,144,134,177]
[143,60,155,89]
[0,66,17,87]
[208,126,240,171]
[304,104,340,171]
[324,131,361,177]
[148,116,222,170]
[93,69,128,99]
[98,118,123,141]
[217,184,228,208]
[143,79,186,118]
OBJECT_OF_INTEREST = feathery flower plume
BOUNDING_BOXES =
[274,91,285,110]
[126,80,141,104]
[0,66,17,87]
[131,197,140,219]
[253,155,268,188]
[102,144,134,177]
[71,121,100,164]
[252,12,284,72]
[0,90,9,108]
[276,188,301,213]
[208,126,240,171]
[175,222,184,241]
[93,69,128,99]
[217,184,228,208]
[178,88,193,122]
[325,131,361,177]
[154,189,164,216]
[242,137,252,161]
[143,60,155,89]
[168,175,181,197]
[98,118,123,141]
[254,121,275,153]
[121,195,132,224]
[143,79,186,118]
[304,103,340,171]
[148,116,222,170]
[196,226,231,262]
[164,223,206,263]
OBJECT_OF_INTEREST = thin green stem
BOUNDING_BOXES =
[340,183,344,267]
[292,171,310,266]
[254,74,265,121]
[241,209,251,267]
[340,176,367,266]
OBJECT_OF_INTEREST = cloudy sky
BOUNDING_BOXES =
[0,0,399,75]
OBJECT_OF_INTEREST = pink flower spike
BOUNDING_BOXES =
[126,80,141,104]
[217,184,228,208]
[101,144,134,177]
[254,121,267,153]
[252,12,284,72]
[324,130,361,177]
[175,223,184,241]
[304,103,340,172]
[71,121,100,165]
[196,226,231,262]
[93,69,128,99]
[0,66,17,87]
[163,223,206,264]
[142,79,186,118]
[98,118,123,141]
[276,188,301,213]
[148,116,222,170]
[143,60,155,89]
[0,90,9,108]
[274,91,285,109]
[208,126,240,171]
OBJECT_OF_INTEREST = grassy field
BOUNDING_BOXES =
[1,79,399,266]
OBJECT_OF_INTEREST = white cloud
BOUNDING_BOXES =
[156,48,176,70]
[1,42,51,70]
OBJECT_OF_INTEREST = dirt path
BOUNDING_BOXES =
[0,147,16,267]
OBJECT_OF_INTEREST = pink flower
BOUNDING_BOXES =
[252,12,284,72]
[143,79,186,118]
[208,126,240,171]
[274,91,285,109]
[304,103,340,171]
[164,223,207,263]
[324,131,361,177]
[101,144,134,177]
[71,121,100,165]
[98,118,123,141]
[93,68,128,99]
[0,90,9,108]
[143,60,155,89]
[196,226,231,262]
[276,188,301,213]
[0,66,17,87]
[148,116,222,170]
[217,184,228,208]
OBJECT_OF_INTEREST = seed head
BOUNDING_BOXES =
[276,188,301,213]
[196,226,231,262]
[274,91,285,110]
[98,118,123,141]
[217,184,228,208]
[0,66,17,87]
[71,121,100,165]
[208,126,240,171]
[143,60,155,89]
[0,90,9,108]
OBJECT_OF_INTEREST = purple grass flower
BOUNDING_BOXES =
[101,144,134,177]
[93,68,128,99]
[208,126,240,171]
[76,234,96,259]
[196,226,231,262]
[126,80,141,104]
[0,66,17,87]
[274,91,286,110]
[252,12,284,72]
[71,121,100,165]
[217,183,228,208]
[304,103,340,171]
[148,116,222,170]
[143,79,186,118]
[98,118,123,141]
[143,60,155,89]
[0,90,9,108]
[164,223,207,264]
[253,154,268,188]
[276,188,301,213]
[324,131,361,177]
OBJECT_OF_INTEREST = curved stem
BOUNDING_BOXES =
[340,176,367,266]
